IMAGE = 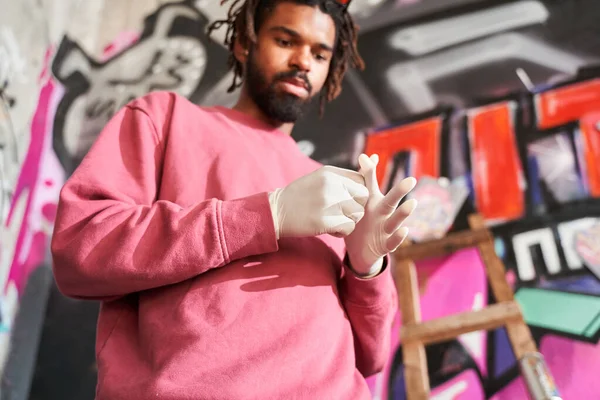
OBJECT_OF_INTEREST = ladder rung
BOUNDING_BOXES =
[401,301,522,345]
[393,228,490,261]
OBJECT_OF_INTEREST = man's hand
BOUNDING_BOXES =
[269,166,370,239]
[344,154,417,277]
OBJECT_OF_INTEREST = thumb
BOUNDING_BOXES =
[358,153,381,195]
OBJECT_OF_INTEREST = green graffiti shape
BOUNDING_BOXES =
[515,287,600,340]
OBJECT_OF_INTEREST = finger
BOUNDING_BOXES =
[370,154,379,165]
[331,220,356,237]
[340,177,370,207]
[379,177,417,214]
[358,153,381,196]
[323,214,357,237]
[325,166,365,186]
[387,227,409,252]
[384,199,417,234]
[338,198,366,223]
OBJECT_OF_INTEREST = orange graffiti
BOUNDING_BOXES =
[467,101,525,221]
[535,79,600,130]
[579,113,600,197]
[363,117,442,190]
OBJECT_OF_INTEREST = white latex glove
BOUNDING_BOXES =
[268,166,370,239]
[344,154,418,276]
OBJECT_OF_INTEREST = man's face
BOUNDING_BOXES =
[244,2,337,123]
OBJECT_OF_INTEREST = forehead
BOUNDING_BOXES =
[260,2,337,47]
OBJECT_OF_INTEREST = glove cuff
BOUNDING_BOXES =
[268,189,283,240]
[345,253,388,279]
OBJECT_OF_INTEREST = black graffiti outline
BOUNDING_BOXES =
[50,0,229,176]
[368,79,600,282]
[0,81,15,108]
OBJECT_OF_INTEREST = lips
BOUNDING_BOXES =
[280,77,308,91]
[277,77,309,98]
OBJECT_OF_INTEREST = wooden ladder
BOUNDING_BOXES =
[393,214,538,399]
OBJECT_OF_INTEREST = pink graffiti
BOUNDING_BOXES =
[371,248,600,399]
[3,31,141,297]
[417,248,489,375]
[491,334,600,399]
[368,248,488,399]
[4,57,64,294]
[539,334,600,398]
[1,31,138,302]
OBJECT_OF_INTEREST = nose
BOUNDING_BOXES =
[289,47,312,72]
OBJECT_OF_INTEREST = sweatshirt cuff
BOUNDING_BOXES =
[341,255,395,308]
[218,192,279,263]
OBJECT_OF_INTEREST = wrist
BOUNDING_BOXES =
[267,189,283,240]
[346,256,384,279]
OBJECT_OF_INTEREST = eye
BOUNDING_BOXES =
[275,38,292,47]
[315,54,328,62]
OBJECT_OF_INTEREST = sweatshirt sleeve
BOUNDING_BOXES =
[51,104,278,301]
[339,255,397,377]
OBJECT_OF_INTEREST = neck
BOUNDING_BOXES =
[233,88,295,135]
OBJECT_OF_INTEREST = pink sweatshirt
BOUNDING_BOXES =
[51,91,397,400]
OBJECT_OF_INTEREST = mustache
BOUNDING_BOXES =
[274,70,312,93]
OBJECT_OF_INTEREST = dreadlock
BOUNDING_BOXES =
[207,0,365,115]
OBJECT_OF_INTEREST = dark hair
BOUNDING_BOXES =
[207,0,365,114]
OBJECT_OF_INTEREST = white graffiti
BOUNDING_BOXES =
[458,292,485,361]
[574,222,600,279]
[431,379,468,399]
[512,227,561,281]
[388,1,549,56]
[0,27,27,89]
[0,88,19,227]
[385,33,593,113]
[0,27,24,223]
[510,218,600,282]
[557,218,598,270]
[52,2,208,170]
[528,134,587,204]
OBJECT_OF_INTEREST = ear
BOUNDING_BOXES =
[233,37,249,66]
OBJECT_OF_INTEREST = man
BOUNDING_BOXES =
[51,0,417,398]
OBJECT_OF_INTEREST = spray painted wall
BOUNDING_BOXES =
[1,0,599,398]
[0,0,67,384]
[341,1,600,398]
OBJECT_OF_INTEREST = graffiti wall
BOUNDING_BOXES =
[360,77,600,399]
[0,0,66,383]
[50,1,232,175]
[1,0,599,398]
[342,1,600,398]
[0,0,233,393]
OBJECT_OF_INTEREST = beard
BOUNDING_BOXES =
[245,50,315,123]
